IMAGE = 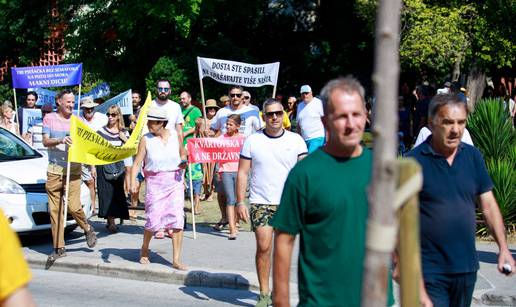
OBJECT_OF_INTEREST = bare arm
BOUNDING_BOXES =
[175,123,184,144]
[130,137,146,194]
[184,127,196,138]
[479,191,515,274]
[1,287,36,307]
[273,231,295,307]
[42,134,71,147]
[235,158,251,223]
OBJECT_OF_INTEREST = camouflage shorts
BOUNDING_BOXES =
[250,203,278,231]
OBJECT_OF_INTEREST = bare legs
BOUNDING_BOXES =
[140,228,186,270]
[255,226,274,294]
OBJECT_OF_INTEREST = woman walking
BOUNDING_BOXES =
[96,105,131,233]
[130,107,187,270]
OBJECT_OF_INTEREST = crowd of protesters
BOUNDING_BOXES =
[1,75,515,307]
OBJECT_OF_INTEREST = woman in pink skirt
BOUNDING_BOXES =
[130,107,187,270]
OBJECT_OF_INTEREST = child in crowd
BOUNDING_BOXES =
[185,161,203,215]
[218,114,244,240]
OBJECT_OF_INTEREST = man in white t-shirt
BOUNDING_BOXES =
[296,84,325,153]
[236,98,307,306]
[79,97,108,215]
[210,86,261,137]
[151,79,184,141]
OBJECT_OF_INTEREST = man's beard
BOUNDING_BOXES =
[158,93,169,101]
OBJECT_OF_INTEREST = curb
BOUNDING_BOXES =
[480,292,516,306]
[26,253,261,291]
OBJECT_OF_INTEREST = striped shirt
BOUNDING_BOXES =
[42,113,80,175]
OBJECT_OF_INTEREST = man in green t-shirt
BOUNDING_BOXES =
[271,76,394,307]
[180,91,202,146]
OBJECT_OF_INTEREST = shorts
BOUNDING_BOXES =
[221,172,237,205]
[250,203,278,231]
[306,137,325,154]
[137,172,144,182]
[81,165,93,181]
[186,179,202,196]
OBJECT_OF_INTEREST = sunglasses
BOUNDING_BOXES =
[230,93,242,98]
[158,87,170,92]
[265,111,283,118]
[243,96,250,100]
[107,113,118,117]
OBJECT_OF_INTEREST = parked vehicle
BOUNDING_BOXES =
[0,127,92,234]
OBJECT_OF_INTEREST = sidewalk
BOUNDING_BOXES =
[22,215,515,305]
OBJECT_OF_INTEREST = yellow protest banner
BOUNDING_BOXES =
[68,92,151,165]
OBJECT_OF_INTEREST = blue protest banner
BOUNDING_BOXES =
[84,82,110,100]
[28,88,57,106]
[94,90,132,115]
[11,63,82,89]
[21,109,42,134]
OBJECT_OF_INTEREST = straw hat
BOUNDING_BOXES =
[147,106,168,121]
[205,99,219,109]
[80,96,98,108]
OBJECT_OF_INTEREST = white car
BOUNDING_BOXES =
[0,127,92,234]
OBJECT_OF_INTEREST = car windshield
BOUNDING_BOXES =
[0,128,42,161]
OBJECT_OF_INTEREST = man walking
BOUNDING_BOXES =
[210,85,261,137]
[236,98,307,306]
[406,93,514,307]
[296,84,325,153]
[179,91,202,145]
[42,89,97,265]
[151,79,184,141]
[271,77,394,306]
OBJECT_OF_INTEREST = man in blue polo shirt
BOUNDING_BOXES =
[407,93,514,307]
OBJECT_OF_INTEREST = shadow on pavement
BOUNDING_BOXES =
[98,247,171,266]
[179,285,256,306]
[478,249,516,264]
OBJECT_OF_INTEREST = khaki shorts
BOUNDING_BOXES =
[250,203,278,231]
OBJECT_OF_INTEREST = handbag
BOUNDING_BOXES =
[102,161,125,181]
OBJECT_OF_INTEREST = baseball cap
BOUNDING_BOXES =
[300,85,312,94]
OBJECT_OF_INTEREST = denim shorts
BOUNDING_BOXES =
[221,172,237,205]
[186,179,202,196]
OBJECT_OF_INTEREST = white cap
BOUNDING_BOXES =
[300,85,312,94]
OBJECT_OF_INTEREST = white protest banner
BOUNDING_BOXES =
[94,90,132,115]
[21,109,42,134]
[197,57,280,88]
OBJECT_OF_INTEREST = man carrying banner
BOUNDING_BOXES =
[296,84,325,153]
[43,89,97,265]
[210,85,261,137]
[79,97,108,216]
[180,91,202,146]
[127,90,142,133]
[236,98,307,307]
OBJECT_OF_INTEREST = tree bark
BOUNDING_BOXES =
[361,0,402,306]
[452,54,461,82]
[466,62,486,110]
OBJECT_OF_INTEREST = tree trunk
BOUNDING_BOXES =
[466,62,486,110]
[452,55,461,82]
[361,0,402,306]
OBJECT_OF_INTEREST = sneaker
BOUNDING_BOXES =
[85,225,97,248]
[255,293,272,307]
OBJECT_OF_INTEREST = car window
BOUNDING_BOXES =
[0,128,41,160]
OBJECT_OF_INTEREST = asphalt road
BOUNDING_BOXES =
[29,269,263,307]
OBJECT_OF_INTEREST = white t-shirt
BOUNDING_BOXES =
[414,126,474,147]
[80,112,108,132]
[240,130,308,204]
[296,97,325,141]
[211,105,261,137]
[28,123,46,154]
[144,129,181,172]
[151,99,184,130]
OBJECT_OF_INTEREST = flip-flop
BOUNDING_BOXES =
[154,230,165,239]
[228,233,237,240]
[212,222,228,231]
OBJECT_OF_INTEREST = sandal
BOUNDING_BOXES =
[154,230,165,239]
[139,249,150,264]
[172,262,188,271]
[45,248,67,270]
[228,233,237,240]
[165,229,174,238]
[212,221,228,231]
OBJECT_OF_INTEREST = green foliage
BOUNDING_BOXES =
[467,98,515,161]
[145,57,189,102]
[0,84,12,103]
[468,98,516,236]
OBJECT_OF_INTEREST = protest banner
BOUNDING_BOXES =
[20,109,42,134]
[197,57,280,88]
[83,82,110,100]
[68,92,151,165]
[29,82,110,107]
[196,57,280,128]
[11,63,82,89]
[186,137,244,163]
[27,88,57,106]
[94,89,132,115]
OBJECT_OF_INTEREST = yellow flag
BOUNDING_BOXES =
[68,92,151,165]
